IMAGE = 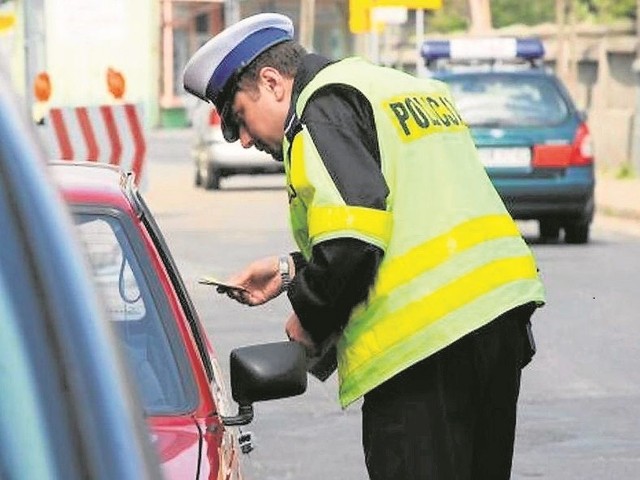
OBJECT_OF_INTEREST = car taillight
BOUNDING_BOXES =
[209,108,221,126]
[570,122,593,166]
[532,122,593,168]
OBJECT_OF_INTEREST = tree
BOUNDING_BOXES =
[491,0,556,27]
[578,0,636,22]
[427,0,636,33]
[427,0,469,33]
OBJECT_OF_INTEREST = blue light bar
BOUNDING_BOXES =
[420,40,450,61]
[421,38,545,63]
[516,38,545,60]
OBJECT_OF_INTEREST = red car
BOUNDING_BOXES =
[51,162,306,479]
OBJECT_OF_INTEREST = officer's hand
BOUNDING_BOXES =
[285,313,318,356]
[226,256,286,306]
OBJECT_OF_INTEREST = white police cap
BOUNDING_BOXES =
[183,13,294,140]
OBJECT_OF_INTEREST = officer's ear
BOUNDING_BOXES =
[258,67,287,101]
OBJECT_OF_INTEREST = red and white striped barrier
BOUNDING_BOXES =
[44,103,147,185]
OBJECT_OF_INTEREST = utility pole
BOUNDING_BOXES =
[566,0,577,94]
[299,0,315,51]
[631,0,640,172]
[556,0,577,94]
[22,0,46,119]
[161,0,174,108]
[555,0,567,80]
[416,9,425,76]
[224,0,240,27]
[468,0,492,34]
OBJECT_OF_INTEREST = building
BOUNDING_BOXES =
[2,0,639,171]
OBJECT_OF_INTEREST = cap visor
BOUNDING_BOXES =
[219,103,239,142]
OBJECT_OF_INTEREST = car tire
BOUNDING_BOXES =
[194,148,206,188]
[203,164,221,190]
[539,220,561,242]
[564,222,590,244]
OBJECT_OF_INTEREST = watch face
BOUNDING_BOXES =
[279,256,289,274]
[279,256,291,291]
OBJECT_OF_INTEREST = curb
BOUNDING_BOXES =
[597,205,640,222]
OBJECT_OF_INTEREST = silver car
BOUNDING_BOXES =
[190,102,284,189]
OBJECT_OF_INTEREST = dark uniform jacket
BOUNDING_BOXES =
[283,54,389,343]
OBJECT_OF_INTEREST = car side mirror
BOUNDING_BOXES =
[221,341,308,426]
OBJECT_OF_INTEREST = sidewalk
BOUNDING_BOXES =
[595,171,640,222]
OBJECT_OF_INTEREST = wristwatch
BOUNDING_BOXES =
[278,255,291,292]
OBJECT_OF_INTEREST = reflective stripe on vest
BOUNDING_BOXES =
[309,206,393,249]
[374,214,519,297]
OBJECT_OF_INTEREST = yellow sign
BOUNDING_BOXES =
[375,0,441,8]
[349,0,442,34]
[349,0,370,34]
[0,13,16,32]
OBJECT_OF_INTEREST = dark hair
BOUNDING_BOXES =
[237,40,307,92]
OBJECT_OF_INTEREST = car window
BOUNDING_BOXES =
[74,213,190,414]
[76,218,146,320]
[445,74,570,127]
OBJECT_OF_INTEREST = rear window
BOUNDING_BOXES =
[443,74,570,128]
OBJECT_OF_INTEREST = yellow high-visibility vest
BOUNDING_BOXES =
[283,57,545,408]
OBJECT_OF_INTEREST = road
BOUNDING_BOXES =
[144,129,640,480]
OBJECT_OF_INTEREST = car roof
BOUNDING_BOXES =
[50,162,138,214]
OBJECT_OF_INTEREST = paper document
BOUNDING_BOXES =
[198,275,247,294]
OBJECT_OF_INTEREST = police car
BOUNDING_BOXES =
[422,38,595,244]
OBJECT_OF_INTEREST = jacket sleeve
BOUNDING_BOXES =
[286,84,388,343]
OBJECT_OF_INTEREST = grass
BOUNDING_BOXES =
[615,162,636,179]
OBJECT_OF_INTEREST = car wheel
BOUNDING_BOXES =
[564,222,590,244]
[203,164,221,190]
[539,220,561,242]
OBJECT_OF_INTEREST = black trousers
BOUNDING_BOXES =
[362,304,536,480]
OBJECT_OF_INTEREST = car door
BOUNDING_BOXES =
[133,192,244,479]
[70,190,242,479]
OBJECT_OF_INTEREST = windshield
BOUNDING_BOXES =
[444,74,570,128]
[74,213,191,415]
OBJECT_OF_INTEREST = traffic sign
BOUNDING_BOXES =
[0,12,15,31]
[372,7,408,25]
[45,104,147,186]
[349,0,442,33]
[375,0,441,8]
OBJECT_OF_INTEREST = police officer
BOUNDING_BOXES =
[183,13,545,480]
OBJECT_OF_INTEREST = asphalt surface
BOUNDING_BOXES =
[143,127,640,479]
